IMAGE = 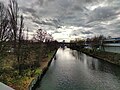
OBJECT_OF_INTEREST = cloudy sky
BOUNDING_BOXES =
[1,0,120,42]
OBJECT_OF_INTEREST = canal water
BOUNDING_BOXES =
[36,48,120,90]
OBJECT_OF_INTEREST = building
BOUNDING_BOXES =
[101,37,120,53]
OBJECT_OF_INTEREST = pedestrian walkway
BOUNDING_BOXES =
[0,82,14,90]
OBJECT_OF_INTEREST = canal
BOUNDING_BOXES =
[36,48,120,90]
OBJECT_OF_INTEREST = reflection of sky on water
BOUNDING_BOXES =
[37,48,120,90]
[56,48,76,61]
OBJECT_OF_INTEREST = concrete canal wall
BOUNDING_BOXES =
[79,48,120,66]
[28,50,57,90]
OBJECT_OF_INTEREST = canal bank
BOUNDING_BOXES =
[79,48,120,66]
[28,50,57,90]
[35,48,120,90]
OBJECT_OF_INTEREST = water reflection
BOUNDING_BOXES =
[36,48,120,90]
[56,48,75,61]
[78,52,119,74]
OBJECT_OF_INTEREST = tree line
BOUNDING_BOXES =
[70,35,107,51]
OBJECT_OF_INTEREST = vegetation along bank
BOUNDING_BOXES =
[80,48,120,66]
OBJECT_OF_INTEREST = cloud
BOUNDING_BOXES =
[32,18,60,28]
[0,0,120,41]
[87,6,120,23]
[81,31,93,34]
[21,7,36,14]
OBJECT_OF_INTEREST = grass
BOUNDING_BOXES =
[0,49,56,90]
[0,68,42,90]
[34,68,42,76]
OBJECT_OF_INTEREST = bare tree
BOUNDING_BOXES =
[91,35,106,51]
[33,29,46,42]
[8,0,24,75]
[7,0,18,53]
[0,2,12,54]
[32,29,54,67]
[17,15,24,74]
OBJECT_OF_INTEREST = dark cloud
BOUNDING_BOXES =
[88,6,119,23]
[1,0,120,41]
[21,7,36,13]
[81,31,93,34]
[20,0,120,40]
[32,18,60,28]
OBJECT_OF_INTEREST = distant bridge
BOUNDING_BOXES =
[58,42,87,49]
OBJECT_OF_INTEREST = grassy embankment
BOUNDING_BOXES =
[80,48,120,66]
[0,50,56,90]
